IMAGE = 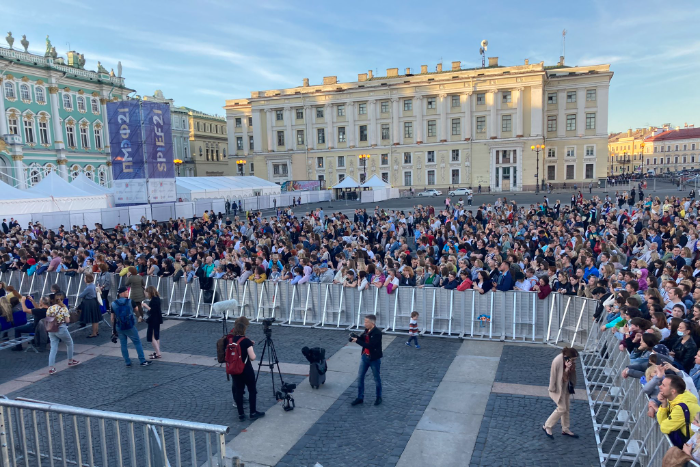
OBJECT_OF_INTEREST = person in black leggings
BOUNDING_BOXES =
[230,317,265,421]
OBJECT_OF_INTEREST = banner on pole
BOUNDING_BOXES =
[107,100,146,204]
[143,101,176,202]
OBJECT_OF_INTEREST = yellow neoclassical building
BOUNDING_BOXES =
[224,58,612,191]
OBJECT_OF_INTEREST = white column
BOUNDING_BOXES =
[304,105,313,150]
[487,91,497,139]
[12,155,26,189]
[597,85,609,136]
[557,90,565,138]
[347,102,356,147]
[284,106,293,150]
[438,94,448,142]
[49,87,66,151]
[577,88,585,137]
[515,87,524,137]
[463,92,472,140]
[325,103,333,149]
[252,109,262,153]
[391,98,400,145]
[369,100,377,146]
[530,86,543,137]
[415,95,423,144]
[0,78,7,135]
[265,109,274,152]
[242,114,250,155]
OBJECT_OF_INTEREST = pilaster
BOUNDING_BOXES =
[415,95,423,144]
[391,98,400,145]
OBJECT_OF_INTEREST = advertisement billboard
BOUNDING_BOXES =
[143,101,176,202]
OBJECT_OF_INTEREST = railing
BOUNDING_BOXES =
[580,324,700,466]
[0,396,232,467]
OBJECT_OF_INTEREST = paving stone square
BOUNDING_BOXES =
[494,344,585,388]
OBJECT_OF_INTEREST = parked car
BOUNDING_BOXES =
[417,189,442,197]
[448,188,473,196]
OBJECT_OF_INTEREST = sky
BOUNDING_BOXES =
[2,0,699,133]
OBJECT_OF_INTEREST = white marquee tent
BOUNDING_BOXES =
[70,173,115,207]
[0,180,54,215]
[175,176,280,201]
[361,175,390,189]
[26,172,108,211]
[332,177,360,189]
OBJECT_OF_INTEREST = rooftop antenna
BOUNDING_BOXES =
[480,40,488,68]
[562,29,566,59]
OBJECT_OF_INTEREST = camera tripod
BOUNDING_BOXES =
[255,329,295,411]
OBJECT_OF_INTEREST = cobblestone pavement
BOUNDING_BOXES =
[494,344,585,388]
[159,320,349,365]
[0,346,54,384]
[276,336,461,467]
[469,394,599,467]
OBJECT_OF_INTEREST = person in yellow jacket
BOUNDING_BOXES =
[657,374,700,440]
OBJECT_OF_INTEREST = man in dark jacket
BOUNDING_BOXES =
[351,314,383,406]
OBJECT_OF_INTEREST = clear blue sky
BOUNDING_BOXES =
[2,0,698,132]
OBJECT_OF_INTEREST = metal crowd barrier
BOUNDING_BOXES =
[0,396,233,467]
[580,324,700,466]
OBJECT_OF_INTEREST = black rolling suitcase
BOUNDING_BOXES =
[302,347,327,389]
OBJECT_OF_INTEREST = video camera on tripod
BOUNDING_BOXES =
[256,317,296,411]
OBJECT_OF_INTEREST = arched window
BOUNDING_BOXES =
[93,123,103,150]
[28,164,42,186]
[77,96,86,113]
[35,86,46,104]
[20,84,31,102]
[38,112,50,146]
[43,163,56,177]
[79,121,90,149]
[98,166,107,186]
[0,156,11,185]
[62,93,72,110]
[70,165,81,181]
[65,120,77,148]
[84,165,94,180]
[91,98,100,114]
[4,81,16,100]
[199,146,203,158]
[23,114,35,145]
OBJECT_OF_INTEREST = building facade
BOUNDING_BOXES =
[186,109,229,177]
[643,126,700,173]
[224,59,612,191]
[142,90,194,176]
[607,128,658,175]
[0,39,133,188]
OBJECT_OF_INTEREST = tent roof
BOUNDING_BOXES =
[175,176,279,192]
[70,173,113,195]
[0,179,47,199]
[27,172,94,198]
[361,175,390,188]
[332,176,360,189]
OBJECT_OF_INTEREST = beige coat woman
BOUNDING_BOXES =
[126,268,146,321]
[543,348,579,439]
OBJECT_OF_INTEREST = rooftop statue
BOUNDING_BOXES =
[78,53,85,69]
[50,47,57,59]
[45,35,51,57]
[117,61,122,78]
[97,61,108,74]
[20,35,29,53]
[6,31,13,50]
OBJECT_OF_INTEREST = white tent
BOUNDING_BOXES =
[175,176,280,201]
[361,175,390,189]
[0,179,54,215]
[26,172,108,211]
[70,173,115,207]
[332,177,360,189]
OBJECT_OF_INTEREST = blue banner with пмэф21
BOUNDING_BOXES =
[107,100,148,204]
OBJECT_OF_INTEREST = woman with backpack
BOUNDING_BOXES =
[229,316,265,421]
[46,292,80,375]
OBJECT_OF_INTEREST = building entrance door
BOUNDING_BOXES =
[502,167,511,191]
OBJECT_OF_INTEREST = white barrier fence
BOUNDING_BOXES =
[360,188,401,204]
[239,191,332,211]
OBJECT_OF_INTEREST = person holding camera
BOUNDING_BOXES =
[350,314,383,406]
[230,316,266,421]
[111,286,151,367]
[543,347,579,439]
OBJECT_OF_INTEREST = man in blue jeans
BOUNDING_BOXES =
[111,286,151,367]
[350,314,383,406]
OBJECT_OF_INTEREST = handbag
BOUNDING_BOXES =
[662,446,692,467]
[567,380,575,395]
[44,315,59,333]
[96,287,103,306]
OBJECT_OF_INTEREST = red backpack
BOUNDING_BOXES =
[225,335,248,375]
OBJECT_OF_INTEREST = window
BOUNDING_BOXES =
[647,158,651,166]
[403,99,412,111]
[236,137,243,150]
[427,120,436,137]
[296,109,303,120]
[585,146,595,157]
[317,128,325,144]
[566,147,575,158]
[381,154,388,166]
[249,163,254,173]
[80,126,89,148]
[684,144,687,150]
[273,164,288,176]
[547,166,556,180]
[337,105,345,117]
[675,144,679,151]
[358,103,366,115]
[4,81,15,99]
[277,131,285,146]
[653,157,657,164]
[62,93,72,110]
[427,151,435,163]
[35,86,46,104]
[585,163,594,179]
[476,93,485,105]
[427,97,436,109]
[451,95,460,107]
[276,110,283,121]
[20,84,31,102]
[404,122,413,138]
[547,93,557,104]
[381,101,389,113]
[403,152,412,164]
[338,173,345,183]
[94,126,102,149]
[693,144,696,150]
[338,127,346,142]
[586,113,596,130]
[24,118,35,144]
[248,116,252,126]
[427,170,436,185]
[337,156,345,167]
[586,89,596,101]
[566,91,576,103]
[249,136,254,150]
[476,116,486,133]
[566,114,576,131]
[451,118,461,135]
[316,107,324,118]
[196,122,200,131]
[8,116,19,135]
[547,115,557,132]
[39,120,50,145]
[77,96,86,113]
[317,157,324,168]
[501,115,512,132]
[404,171,412,186]
[235,118,242,127]
[502,91,511,104]
[297,130,304,145]
[547,148,556,158]
[566,165,575,179]
[91,98,99,114]
[359,125,367,142]
[451,149,459,162]
[381,172,389,183]
[381,124,390,140]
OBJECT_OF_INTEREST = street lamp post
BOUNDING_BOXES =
[358,154,370,184]
[236,159,247,176]
[531,144,544,194]
[640,142,645,179]
[173,159,183,177]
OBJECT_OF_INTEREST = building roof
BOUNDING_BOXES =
[182,107,226,121]
[646,128,700,142]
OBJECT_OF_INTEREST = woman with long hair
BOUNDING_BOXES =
[126,266,146,322]
[230,316,265,421]
[543,347,579,439]
[47,292,80,375]
[77,273,101,338]
[142,285,163,359]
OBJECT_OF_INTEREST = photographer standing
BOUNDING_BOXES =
[350,314,383,406]
[230,316,266,421]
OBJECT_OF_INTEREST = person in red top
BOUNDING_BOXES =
[350,314,383,406]
[456,271,473,291]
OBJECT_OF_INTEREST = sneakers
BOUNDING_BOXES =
[68,360,81,366]
[374,397,383,406]
[415,345,421,349]
[250,411,266,420]
[350,398,364,406]
[405,342,411,346]
[140,361,152,367]
[238,414,246,421]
